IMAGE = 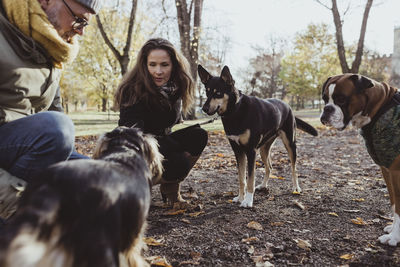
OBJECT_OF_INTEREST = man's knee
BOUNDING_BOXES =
[36,112,75,155]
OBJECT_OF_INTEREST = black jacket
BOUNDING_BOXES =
[118,95,182,136]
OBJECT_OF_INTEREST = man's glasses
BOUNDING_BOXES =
[61,0,89,31]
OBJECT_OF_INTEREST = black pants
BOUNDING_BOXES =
[157,125,208,182]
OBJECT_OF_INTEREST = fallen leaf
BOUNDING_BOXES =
[241,236,259,243]
[328,212,339,217]
[247,245,255,254]
[293,200,305,210]
[352,198,365,202]
[351,217,366,226]
[188,211,205,217]
[143,237,165,247]
[216,153,225,157]
[340,254,354,260]
[294,239,311,250]
[146,256,172,267]
[247,221,263,231]
[165,209,186,216]
[181,218,191,224]
[270,222,284,227]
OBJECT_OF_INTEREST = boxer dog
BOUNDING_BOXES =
[198,65,318,208]
[0,126,163,267]
[320,73,400,246]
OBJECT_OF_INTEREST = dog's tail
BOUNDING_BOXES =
[295,117,318,136]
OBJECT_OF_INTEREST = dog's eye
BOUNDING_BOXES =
[215,92,224,98]
[334,95,346,106]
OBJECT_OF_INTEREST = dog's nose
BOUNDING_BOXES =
[202,105,209,113]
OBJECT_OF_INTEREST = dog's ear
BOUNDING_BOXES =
[142,134,164,185]
[321,76,332,97]
[92,133,110,159]
[349,74,374,93]
[220,66,234,87]
[197,65,211,85]
[131,121,144,130]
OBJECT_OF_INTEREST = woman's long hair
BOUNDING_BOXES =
[114,38,194,115]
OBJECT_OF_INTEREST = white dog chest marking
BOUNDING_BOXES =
[227,129,251,145]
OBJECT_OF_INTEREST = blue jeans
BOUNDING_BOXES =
[0,111,88,182]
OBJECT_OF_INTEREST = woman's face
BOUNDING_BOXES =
[147,49,173,87]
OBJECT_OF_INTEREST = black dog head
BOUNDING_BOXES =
[93,126,163,184]
[198,65,240,116]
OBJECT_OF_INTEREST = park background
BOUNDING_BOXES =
[62,0,400,135]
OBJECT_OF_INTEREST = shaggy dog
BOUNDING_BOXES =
[0,126,163,267]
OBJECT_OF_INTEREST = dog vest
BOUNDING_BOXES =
[360,93,400,168]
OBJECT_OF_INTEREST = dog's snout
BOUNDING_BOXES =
[320,105,333,125]
[323,105,334,113]
[202,105,209,113]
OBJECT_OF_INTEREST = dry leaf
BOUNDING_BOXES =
[352,198,365,202]
[216,153,224,157]
[146,256,172,267]
[247,221,263,231]
[165,209,186,216]
[247,245,255,254]
[188,211,205,217]
[351,217,366,225]
[328,212,339,217]
[340,254,354,260]
[270,222,284,227]
[293,200,305,210]
[143,237,165,247]
[181,218,191,224]
[292,191,301,195]
[241,236,259,243]
[294,239,311,250]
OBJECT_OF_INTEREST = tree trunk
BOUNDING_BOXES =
[175,0,204,119]
[350,0,373,73]
[330,0,373,74]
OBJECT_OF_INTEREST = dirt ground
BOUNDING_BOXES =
[77,126,400,266]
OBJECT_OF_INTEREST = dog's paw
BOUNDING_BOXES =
[384,224,393,233]
[292,186,302,194]
[240,193,253,208]
[378,232,400,246]
[255,184,268,191]
[232,196,242,203]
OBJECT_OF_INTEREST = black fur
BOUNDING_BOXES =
[0,126,163,267]
[198,65,317,208]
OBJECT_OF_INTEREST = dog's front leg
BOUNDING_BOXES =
[379,170,400,246]
[240,149,256,208]
[381,167,395,233]
[232,150,246,204]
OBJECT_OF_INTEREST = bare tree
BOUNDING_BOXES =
[316,0,373,73]
[175,0,204,80]
[96,0,138,76]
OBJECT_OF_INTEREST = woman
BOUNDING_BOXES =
[114,38,208,205]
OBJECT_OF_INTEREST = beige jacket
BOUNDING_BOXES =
[0,2,62,126]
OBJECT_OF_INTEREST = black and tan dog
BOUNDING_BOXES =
[198,65,318,208]
[0,126,163,267]
[320,73,400,246]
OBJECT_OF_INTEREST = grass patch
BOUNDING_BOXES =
[69,109,321,137]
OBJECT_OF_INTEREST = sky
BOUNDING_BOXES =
[203,0,400,75]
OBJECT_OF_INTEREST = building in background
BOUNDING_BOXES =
[391,27,400,87]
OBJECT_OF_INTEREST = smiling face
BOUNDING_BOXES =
[147,49,173,87]
[40,0,93,42]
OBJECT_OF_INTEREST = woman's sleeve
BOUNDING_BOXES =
[118,103,145,128]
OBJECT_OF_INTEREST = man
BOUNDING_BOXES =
[0,0,102,220]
